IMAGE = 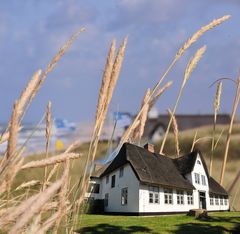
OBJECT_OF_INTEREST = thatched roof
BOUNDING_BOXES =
[209,177,228,196]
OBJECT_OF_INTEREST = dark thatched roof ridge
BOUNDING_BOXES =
[173,150,209,178]
[101,143,195,190]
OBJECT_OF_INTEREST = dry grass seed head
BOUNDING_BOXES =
[183,45,207,85]
[7,101,19,159]
[149,81,173,110]
[167,109,180,157]
[214,81,222,113]
[176,15,230,58]
[95,39,116,121]
[22,28,85,120]
[21,153,81,170]
[18,69,42,116]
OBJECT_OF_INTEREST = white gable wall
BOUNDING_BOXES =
[101,163,140,213]
[188,153,229,211]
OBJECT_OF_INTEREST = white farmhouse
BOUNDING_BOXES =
[87,143,229,215]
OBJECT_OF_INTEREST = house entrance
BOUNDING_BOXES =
[199,191,206,209]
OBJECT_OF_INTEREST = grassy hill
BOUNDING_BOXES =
[14,124,240,210]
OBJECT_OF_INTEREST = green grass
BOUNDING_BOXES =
[77,212,240,234]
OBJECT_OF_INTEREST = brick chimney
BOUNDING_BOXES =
[144,143,155,153]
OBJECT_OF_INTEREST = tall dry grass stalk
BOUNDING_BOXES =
[6,101,19,160]
[73,38,127,227]
[53,159,70,233]
[220,78,240,185]
[191,130,198,152]
[9,178,63,234]
[160,45,206,155]
[149,81,173,111]
[132,89,150,142]
[21,28,85,121]
[167,109,180,157]
[44,101,52,187]
[209,81,222,176]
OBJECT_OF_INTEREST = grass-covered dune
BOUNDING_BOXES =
[78,212,240,234]
[14,124,240,211]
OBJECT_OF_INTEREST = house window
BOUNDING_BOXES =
[215,196,219,205]
[187,191,194,205]
[210,195,214,205]
[194,173,200,184]
[119,167,124,178]
[106,175,109,184]
[121,188,128,205]
[164,189,173,204]
[111,175,116,188]
[104,193,109,207]
[224,198,228,205]
[177,190,184,205]
[197,160,201,165]
[201,175,206,186]
[220,196,223,205]
[149,186,159,204]
[87,183,100,194]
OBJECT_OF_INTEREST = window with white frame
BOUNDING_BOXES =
[201,175,206,186]
[104,193,109,207]
[164,189,173,204]
[106,175,109,184]
[119,167,124,178]
[121,188,128,205]
[194,173,200,184]
[177,190,184,205]
[224,198,228,205]
[215,196,219,205]
[210,195,214,205]
[187,191,194,205]
[220,196,223,205]
[149,186,159,204]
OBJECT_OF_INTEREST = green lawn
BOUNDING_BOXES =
[77,212,240,234]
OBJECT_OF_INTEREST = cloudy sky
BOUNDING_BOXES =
[0,0,240,123]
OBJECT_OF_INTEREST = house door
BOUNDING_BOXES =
[199,191,206,209]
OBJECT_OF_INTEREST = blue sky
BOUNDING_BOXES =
[1,0,240,123]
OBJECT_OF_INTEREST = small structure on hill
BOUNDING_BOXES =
[86,143,229,215]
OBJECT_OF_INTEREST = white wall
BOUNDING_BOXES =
[139,184,196,213]
[100,163,140,213]
[207,195,229,211]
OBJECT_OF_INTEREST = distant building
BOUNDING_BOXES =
[86,143,229,215]
[144,113,236,143]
